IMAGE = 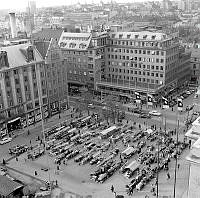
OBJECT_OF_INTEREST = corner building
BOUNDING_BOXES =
[0,43,48,128]
[97,31,191,97]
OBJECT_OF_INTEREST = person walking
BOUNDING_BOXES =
[16,157,18,162]
[34,171,37,176]
[178,164,180,169]
[2,159,6,165]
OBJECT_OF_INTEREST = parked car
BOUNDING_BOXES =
[0,137,12,145]
[139,113,151,119]
[149,111,162,116]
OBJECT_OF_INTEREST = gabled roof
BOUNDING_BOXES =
[32,28,63,41]
[34,40,50,59]
[0,43,43,69]
[0,175,23,197]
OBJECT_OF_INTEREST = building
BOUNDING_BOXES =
[0,175,24,198]
[187,44,200,85]
[28,1,37,14]
[34,38,68,116]
[96,31,191,98]
[58,31,108,92]
[0,43,48,130]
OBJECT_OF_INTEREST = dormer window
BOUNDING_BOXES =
[143,35,147,39]
[119,34,123,39]
[127,34,131,39]
[135,35,139,39]
[152,35,156,40]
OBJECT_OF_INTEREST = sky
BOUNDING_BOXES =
[0,0,160,11]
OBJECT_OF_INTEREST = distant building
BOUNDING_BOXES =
[0,43,47,129]
[32,27,63,41]
[34,38,69,116]
[28,1,37,14]
[187,43,200,84]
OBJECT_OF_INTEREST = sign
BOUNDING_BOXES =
[35,114,41,122]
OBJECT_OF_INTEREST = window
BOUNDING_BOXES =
[156,66,159,70]
[160,59,164,63]
[160,66,163,70]
[151,73,154,76]
[151,65,154,70]
[160,74,163,77]
[13,70,18,75]
[193,64,196,69]
[156,73,158,77]
[15,79,19,84]
[161,51,164,56]
[43,98,47,104]
[16,88,20,93]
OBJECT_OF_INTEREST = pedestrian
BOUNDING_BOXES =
[139,124,141,129]
[30,140,32,145]
[2,159,6,165]
[167,172,170,179]
[16,157,18,162]
[34,171,37,176]
[55,180,58,186]
[172,107,173,111]
[27,130,30,135]
[178,164,180,169]
[126,120,128,124]
[57,165,59,171]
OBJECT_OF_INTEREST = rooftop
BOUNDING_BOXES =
[110,31,169,41]
[0,43,43,69]
[0,175,23,197]
[58,32,92,50]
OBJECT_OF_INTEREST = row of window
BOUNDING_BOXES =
[108,48,165,56]
[108,69,164,77]
[108,55,165,63]
[107,74,161,84]
[108,62,164,70]
[69,70,87,75]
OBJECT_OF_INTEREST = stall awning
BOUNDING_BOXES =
[7,117,21,124]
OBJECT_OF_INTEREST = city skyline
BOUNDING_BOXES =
[1,0,161,11]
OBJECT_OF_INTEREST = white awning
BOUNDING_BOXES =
[8,117,21,124]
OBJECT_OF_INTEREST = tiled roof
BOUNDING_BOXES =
[58,32,91,50]
[110,31,169,41]
[0,43,43,69]
[34,40,50,59]
[32,28,63,41]
[0,175,23,197]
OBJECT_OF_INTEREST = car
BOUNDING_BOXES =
[88,104,95,109]
[149,111,162,116]
[0,137,12,145]
[186,91,191,95]
[133,108,141,114]
[139,113,151,119]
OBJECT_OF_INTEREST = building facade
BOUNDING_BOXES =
[58,31,108,93]
[97,31,191,97]
[34,38,69,116]
[0,43,48,129]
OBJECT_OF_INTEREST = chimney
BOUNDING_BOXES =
[9,12,17,38]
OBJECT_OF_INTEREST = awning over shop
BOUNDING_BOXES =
[7,117,21,124]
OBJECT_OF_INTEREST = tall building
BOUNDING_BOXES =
[58,31,108,92]
[34,38,69,116]
[186,43,200,85]
[28,1,37,15]
[0,44,48,129]
[97,31,191,98]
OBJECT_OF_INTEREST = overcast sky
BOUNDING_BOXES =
[1,0,160,11]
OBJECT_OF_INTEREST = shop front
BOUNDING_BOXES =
[50,101,59,116]
[27,111,35,126]
[7,117,22,133]
[43,105,49,119]
[35,109,42,123]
